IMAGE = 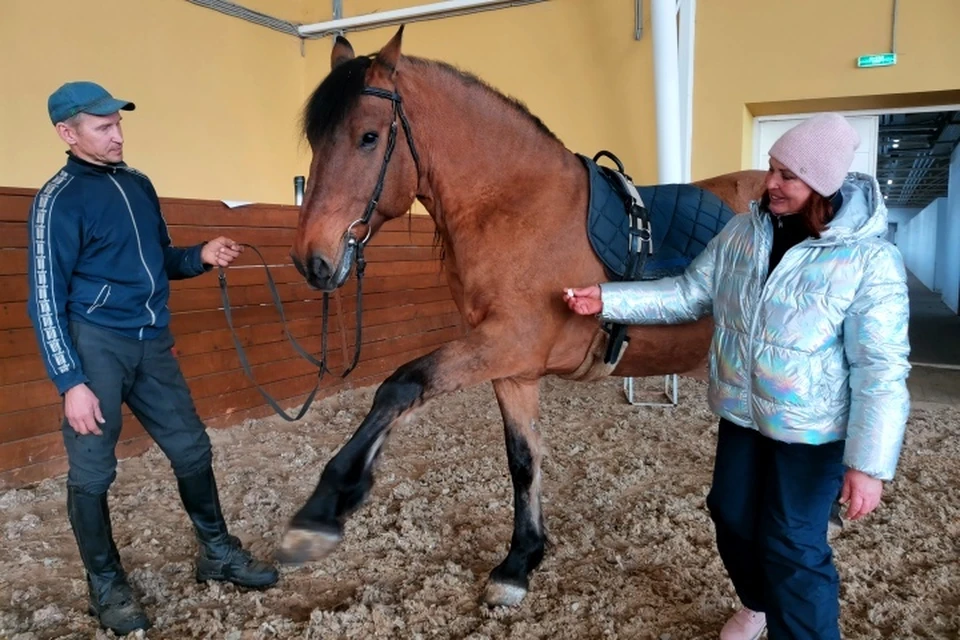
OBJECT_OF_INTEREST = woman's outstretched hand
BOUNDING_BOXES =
[563,285,603,316]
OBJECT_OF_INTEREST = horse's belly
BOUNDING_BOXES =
[611,318,713,377]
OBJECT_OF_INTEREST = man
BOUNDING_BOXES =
[27,81,278,636]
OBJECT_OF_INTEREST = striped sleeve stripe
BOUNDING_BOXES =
[31,170,77,376]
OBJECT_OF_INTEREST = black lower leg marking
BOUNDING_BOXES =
[489,417,545,596]
[292,353,437,529]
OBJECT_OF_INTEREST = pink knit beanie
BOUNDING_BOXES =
[768,113,861,196]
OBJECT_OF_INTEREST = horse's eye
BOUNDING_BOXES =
[360,132,379,148]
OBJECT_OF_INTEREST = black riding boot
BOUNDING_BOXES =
[176,467,279,589]
[67,487,151,635]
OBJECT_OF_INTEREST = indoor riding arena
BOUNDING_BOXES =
[2,1,959,639]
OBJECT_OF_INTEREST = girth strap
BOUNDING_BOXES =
[589,151,653,365]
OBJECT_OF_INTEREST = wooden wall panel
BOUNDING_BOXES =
[0,187,462,489]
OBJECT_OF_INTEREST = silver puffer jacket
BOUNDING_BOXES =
[600,173,910,480]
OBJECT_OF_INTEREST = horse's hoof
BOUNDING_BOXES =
[275,527,342,565]
[483,581,528,607]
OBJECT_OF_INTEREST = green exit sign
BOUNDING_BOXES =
[857,53,897,68]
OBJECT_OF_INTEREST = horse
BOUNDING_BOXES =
[282,27,766,607]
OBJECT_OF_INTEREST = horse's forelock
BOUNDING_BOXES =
[303,55,374,146]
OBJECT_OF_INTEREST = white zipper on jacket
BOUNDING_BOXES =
[107,174,157,335]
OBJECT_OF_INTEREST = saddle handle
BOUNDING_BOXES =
[592,150,628,178]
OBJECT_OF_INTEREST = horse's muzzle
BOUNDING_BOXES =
[292,243,355,292]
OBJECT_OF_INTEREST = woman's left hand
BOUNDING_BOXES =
[840,468,883,520]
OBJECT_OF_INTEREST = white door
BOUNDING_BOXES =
[753,114,879,177]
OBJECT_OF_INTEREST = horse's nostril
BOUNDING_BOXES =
[308,254,332,283]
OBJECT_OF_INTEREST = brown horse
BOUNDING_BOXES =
[284,27,765,607]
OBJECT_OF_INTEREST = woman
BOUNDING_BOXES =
[565,113,910,640]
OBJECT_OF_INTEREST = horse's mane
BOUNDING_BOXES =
[407,58,561,143]
[302,55,561,145]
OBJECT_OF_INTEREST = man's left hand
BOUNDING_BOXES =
[202,237,243,267]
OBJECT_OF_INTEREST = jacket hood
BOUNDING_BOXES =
[750,172,888,246]
[819,172,888,245]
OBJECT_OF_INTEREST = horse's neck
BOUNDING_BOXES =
[402,68,581,237]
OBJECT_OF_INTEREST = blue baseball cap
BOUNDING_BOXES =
[48,81,135,125]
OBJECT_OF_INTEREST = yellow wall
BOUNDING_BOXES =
[1,0,665,201]
[695,0,960,179]
[3,0,959,201]
[0,0,309,204]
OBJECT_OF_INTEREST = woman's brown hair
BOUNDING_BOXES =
[760,191,836,238]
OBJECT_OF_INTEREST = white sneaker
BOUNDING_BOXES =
[720,607,766,640]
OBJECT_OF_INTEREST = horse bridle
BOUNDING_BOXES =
[349,86,422,246]
[334,85,422,377]
[217,84,422,421]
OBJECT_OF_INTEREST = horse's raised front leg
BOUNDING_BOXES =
[485,377,545,607]
[275,352,434,564]
[276,330,522,564]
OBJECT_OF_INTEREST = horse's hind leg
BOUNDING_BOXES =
[484,377,545,607]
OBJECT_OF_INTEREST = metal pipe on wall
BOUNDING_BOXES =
[651,0,683,184]
[186,0,299,36]
[635,0,644,40]
[298,0,549,38]
[891,0,899,53]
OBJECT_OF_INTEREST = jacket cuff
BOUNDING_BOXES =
[598,282,631,323]
[191,243,212,275]
[842,447,898,482]
[54,370,89,396]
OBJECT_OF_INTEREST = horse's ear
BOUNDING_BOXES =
[331,35,355,70]
[371,25,404,78]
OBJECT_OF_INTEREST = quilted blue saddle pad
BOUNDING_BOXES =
[580,154,736,281]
